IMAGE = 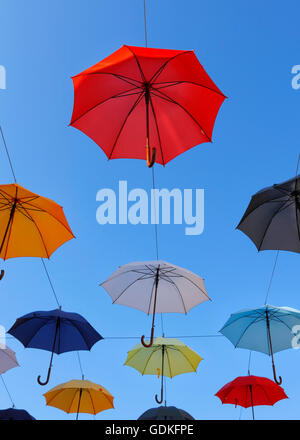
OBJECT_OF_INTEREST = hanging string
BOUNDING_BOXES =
[103,334,223,340]
[0,126,17,183]
[143,0,148,48]
[264,251,279,305]
[41,259,61,309]
[0,375,15,408]
[77,352,84,379]
[247,351,252,375]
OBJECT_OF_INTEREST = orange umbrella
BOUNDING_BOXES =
[0,183,74,263]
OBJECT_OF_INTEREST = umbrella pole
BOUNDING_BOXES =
[37,318,60,386]
[145,83,156,168]
[141,266,160,347]
[266,311,282,385]
[249,385,255,420]
[155,345,164,404]
[0,198,17,280]
[76,388,83,420]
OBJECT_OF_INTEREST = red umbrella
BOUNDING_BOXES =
[215,375,287,420]
[70,45,226,167]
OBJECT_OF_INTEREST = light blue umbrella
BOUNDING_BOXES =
[220,304,300,385]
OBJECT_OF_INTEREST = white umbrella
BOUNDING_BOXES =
[101,260,210,347]
[0,344,19,375]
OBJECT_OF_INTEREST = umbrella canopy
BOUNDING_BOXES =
[237,175,300,253]
[0,408,36,420]
[215,375,288,420]
[0,183,74,260]
[70,45,226,167]
[101,260,210,347]
[44,379,114,419]
[220,304,300,384]
[8,309,103,386]
[0,345,19,375]
[138,405,195,420]
[125,337,202,403]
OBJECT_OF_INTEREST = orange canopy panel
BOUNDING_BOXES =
[0,183,74,260]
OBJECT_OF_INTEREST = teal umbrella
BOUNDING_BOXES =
[220,305,300,385]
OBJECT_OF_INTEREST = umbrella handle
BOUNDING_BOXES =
[37,365,52,386]
[0,270,4,280]
[141,327,154,348]
[272,366,282,385]
[155,392,163,404]
[146,144,156,168]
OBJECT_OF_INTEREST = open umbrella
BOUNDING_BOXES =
[0,408,36,420]
[70,45,226,167]
[8,309,102,386]
[138,405,195,420]
[101,260,210,347]
[237,175,300,253]
[125,337,202,403]
[0,345,19,375]
[220,304,300,384]
[215,375,287,420]
[0,183,74,279]
[44,379,114,419]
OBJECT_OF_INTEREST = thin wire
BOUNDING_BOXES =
[41,259,61,308]
[103,334,224,340]
[0,126,17,183]
[264,250,279,304]
[0,375,15,407]
[143,0,148,47]
[77,352,84,379]
[151,168,159,260]
[160,313,164,336]
[247,351,252,375]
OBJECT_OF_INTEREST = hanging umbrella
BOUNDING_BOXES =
[237,175,300,253]
[138,405,195,420]
[44,379,114,419]
[220,304,300,384]
[215,375,287,420]
[8,309,103,386]
[0,408,36,420]
[125,337,202,403]
[0,183,74,278]
[70,45,226,167]
[0,345,19,375]
[101,260,210,347]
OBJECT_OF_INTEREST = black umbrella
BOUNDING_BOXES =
[237,175,300,253]
[0,408,36,420]
[138,406,195,420]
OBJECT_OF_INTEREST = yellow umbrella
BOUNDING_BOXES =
[44,379,114,419]
[125,337,202,404]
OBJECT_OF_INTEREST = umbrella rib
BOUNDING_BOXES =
[257,384,274,406]
[149,51,192,84]
[18,318,59,351]
[0,347,18,367]
[295,198,300,242]
[2,186,18,260]
[151,89,211,142]
[124,46,146,83]
[108,92,145,160]
[148,93,165,166]
[257,200,294,251]
[67,388,81,414]
[153,80,226,98]
[70,87,142,126]
[74,71,143,88]
[165,347,173,378]
[147,275,157,315]
[140,347,160,375]
[232,315,265,348]
[111,273,153,304]
[15,204,50,258]
[160,274,187,314]
[168,272,210,301]
[167,346,198,374]
[88,390,97,415]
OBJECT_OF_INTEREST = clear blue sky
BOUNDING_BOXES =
[0,0,300,420]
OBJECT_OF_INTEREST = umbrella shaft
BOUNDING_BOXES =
[0,199,17,254]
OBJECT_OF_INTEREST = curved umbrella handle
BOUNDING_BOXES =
[37,365,52,386]
[272,366,282,385]
[0,270,4,280]
[141,327,155,348]
[146,145,156,168]
[155,392,163,404]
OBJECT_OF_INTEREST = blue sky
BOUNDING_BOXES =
[0,0,300,420]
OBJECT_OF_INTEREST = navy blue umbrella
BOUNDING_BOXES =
[8,309,103,386]
[0,408,36,420]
